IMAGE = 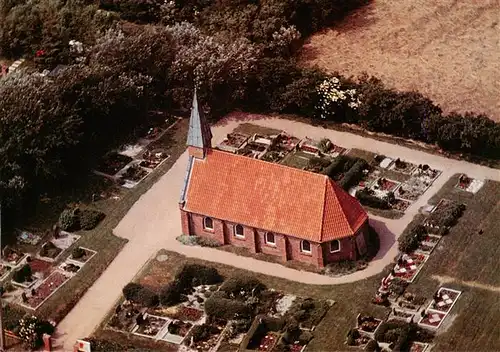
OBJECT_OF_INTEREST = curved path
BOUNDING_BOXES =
[54,117,500,350]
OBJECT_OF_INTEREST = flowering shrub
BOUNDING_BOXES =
[316,77,361,120]
[18,315,55,350]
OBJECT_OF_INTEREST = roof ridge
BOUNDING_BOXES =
[327,179,355,234]
[319,177,328,242]
[211,148,329,180]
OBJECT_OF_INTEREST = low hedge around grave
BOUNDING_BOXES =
[374,320,434,350]
[205,293,251,320]
[58,206,106,231]
[219,275,266,296]
[159,264,224,306]
[398,224,427,254]
[426,200,466,229]
[356,189,391,209]
[338,159,368,190]
[122,283,159,308]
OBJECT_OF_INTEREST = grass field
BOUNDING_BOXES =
[6,119,190,324]
[301,0,500,121]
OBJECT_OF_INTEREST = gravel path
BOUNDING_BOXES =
[53,117,500,351]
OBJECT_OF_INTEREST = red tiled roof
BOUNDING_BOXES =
[183,149,368,242]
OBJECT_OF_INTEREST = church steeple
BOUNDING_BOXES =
[186,89,212,159]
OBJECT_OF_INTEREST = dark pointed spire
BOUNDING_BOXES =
[186,88,212,158]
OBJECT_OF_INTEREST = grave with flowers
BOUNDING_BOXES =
[455,174,485,194]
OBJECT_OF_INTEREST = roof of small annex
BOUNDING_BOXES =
[182,149,368,242]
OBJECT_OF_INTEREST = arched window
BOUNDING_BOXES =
[330,240,340,253]
[203,217,213,230]
[301,240,311,253]
[234,224,244,238]
[265,232,275,245]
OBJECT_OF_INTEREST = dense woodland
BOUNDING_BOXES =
[0,0,499,222]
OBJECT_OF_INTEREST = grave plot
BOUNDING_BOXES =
[369,178,401,196]
[52,231,80,250]
[274,132,300,152]
[298,137,322,155]
[389,308,415,323]
[392,198,412,212]
[236,140,269,159]
[0,264,12,281]
[345,328,371,348]
[389,158,417,174]
[184,319,227,351]
[29,258,53,278]
[159,319,193,344]
[20,270,71,310]
[280,151,315,170]
[1,247,26,267]
[116,163,151,189]
[418,311,446,329]
[356,314,383,337]
[11,262,41,289]
[95,152,133,177]
[153,305,205,323]
[217,132,251,153]
[393,253,429,283]
[107,301,144,332]
[415,234,441,255]
[409,342,429,352]
[395,292,427,313]
[118,143,146,159]
[58,260,82,276]
[455,174,485,194]
[37,241,63,262]
[138,149,170,170]
[16,230,42,246]
[131,313,170,339]
[377,157,394,169]
[67,247,97,266]
[428,288,461,314]
[412,165,441,183]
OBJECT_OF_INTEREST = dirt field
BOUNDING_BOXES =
[301,0,500,121]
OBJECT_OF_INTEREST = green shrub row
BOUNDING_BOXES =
[338,159,368,190]
[397,224,427,254]
[355,189,391,209]
[58,207,105,232]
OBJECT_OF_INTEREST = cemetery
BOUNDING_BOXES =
[93,116,179,188]
[217,125,444,219]
[101,257,332,352]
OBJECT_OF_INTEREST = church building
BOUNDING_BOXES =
[179,92,371,268]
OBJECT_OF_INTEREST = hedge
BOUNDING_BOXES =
[426,201,466,229]
[219,276,266,296]
[398,224,426,253]
[122,283,159,307]
[204,295,250,320]
[322,155,348,178]
[338,159,368,190]
[355,189,390,209]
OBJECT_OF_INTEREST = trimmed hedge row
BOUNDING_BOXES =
[426,201,466,229]
[398,224,426,254]
[355,189,391,209]
[338,159,368,190]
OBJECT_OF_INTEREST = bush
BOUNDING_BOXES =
[398,224,426,254]
[338,159,368,190]
[79,209,106,230]
[426,201,466,229]
[219,276,266,296]
[190,324,218,342]
[322,155,348,178]
[122,282,158,307]
[355,189,390,209]
[123,283,144,301]
[71,247,86,259]
[176,264,223,287]
[159,280,184,306]
[196,237,222,248]
[18,315,56,350]
[59,209,80,231]
[204,295,250,320]
[365,339,380,352]
[13,264,32,283]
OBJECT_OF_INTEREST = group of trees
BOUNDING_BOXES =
[0,0,499,221]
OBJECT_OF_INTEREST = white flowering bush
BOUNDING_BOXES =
[18,315,55,350]
[316,77,361,119]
